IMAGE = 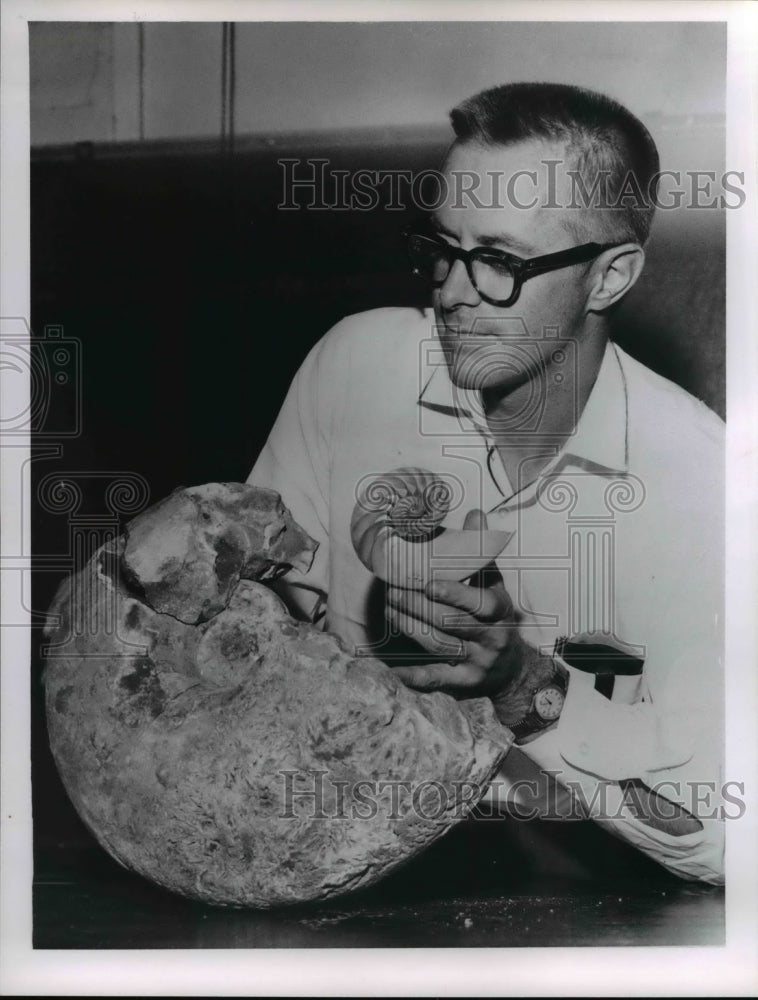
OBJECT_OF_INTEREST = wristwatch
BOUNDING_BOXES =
[509,659,569,744]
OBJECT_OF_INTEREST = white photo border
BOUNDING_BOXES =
[2,1,757,995]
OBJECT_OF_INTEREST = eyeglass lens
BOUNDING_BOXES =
[409,237,515,301]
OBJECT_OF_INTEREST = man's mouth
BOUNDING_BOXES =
[438,313,533,342]
[440,328,503,345]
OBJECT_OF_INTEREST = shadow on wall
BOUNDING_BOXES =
[613,216,725,416]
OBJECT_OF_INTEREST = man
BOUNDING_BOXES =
[248,83,724,883]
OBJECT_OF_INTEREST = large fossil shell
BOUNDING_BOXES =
[43,483,511,908]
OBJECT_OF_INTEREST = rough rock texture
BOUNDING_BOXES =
[122,482,318,624]
[43,483,512,908]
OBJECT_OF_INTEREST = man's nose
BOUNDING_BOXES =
[438,259,482,311]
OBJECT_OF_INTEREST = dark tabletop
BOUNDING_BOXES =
[33,814,724,950]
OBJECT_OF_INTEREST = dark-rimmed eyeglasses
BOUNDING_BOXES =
[405,231,621,307]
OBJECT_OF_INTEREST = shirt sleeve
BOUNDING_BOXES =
[520,548,725,884]
[246,329,343,623]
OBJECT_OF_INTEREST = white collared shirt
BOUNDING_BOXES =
[248,307,725,884]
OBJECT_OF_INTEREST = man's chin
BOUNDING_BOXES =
[445,341,534,394]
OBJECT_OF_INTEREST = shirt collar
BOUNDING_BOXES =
[417,334,629,474]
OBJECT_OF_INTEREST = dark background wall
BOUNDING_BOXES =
[29,21,726,864]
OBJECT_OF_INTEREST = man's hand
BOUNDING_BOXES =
[387,509,524,700]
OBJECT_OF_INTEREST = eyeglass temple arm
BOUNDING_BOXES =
[518,242,620,277]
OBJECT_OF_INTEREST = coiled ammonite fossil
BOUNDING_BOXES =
[43,483,511,908]
[351,467,511,589]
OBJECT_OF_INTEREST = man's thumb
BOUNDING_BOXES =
[462,508,488,531]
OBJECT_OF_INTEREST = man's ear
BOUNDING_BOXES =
[585,244,645,312]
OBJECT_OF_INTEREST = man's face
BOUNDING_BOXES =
[432,139,596,397]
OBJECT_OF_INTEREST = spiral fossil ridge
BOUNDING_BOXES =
[351,467,512,589]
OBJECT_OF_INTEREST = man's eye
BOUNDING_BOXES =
[481,256,513,275]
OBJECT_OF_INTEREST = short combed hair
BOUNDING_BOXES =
[450,82,660,245]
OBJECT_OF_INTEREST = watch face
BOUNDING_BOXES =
[534,685,565,721]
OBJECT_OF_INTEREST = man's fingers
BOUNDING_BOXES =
[462,507,488,532]
[392,662,484,692]
[386,586,480,636]
[423,577,505,621]
[387,606,470,659]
